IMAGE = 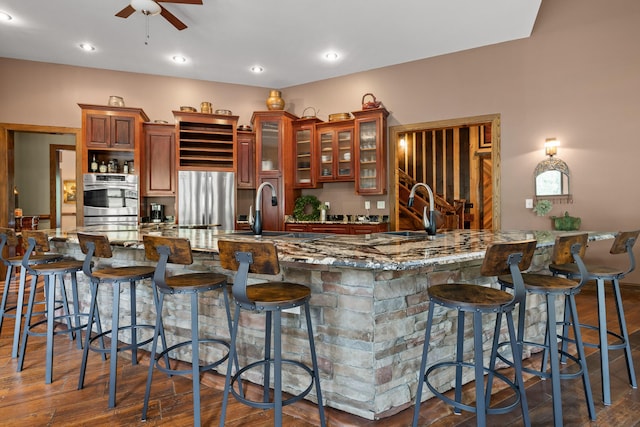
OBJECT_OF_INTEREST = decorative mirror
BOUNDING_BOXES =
[534,157,571,202]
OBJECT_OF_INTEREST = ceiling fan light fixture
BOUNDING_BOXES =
[250,65,264,73]
[131,0,161,16]
[0,11,12,21]
[172,55,187,64]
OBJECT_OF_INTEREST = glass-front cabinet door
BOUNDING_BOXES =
[259,120,280,173]
[353,108,389,194]
[293,118,321,188]
[316,121,354,183]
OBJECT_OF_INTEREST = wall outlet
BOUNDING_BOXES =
[325,201,330,210]
[525,198,534,209]
[377,201,385,209]
[364,200,371,210]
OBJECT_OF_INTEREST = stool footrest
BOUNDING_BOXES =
[26,313,89,337]
[496,340,587,380]
[154,338,230,376]
[570,322,629,351]
[425,361,522,416]
[230,358,316,410]
[88,324,155,354]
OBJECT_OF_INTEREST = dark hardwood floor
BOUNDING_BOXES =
[1,279,640,426]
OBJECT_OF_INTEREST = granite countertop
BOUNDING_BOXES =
[48,227,616,271]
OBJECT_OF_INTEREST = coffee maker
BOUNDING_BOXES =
[150,203,164,223]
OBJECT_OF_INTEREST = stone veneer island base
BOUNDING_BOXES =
[46,227,614,420]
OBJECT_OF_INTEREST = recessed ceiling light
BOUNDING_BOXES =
[324,51,339,61]
[0,11,13,21]
[250,65,264,73]
[172,55,187,64]
[79,43,95,52]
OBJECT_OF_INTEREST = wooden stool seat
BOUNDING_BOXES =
[494,234,595,426]
[76,232,157,409]
[28,258,84,274]
[498,273,579,293]
[164,272,228,291]
[550,262,623,277]
[5,253,61,266]
[245,282,311,308]
[218,239,326,427]
[413,240,536,427]
[428,283,513,310]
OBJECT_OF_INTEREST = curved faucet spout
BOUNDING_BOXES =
[408,183,436,235]
[250,182,278,236]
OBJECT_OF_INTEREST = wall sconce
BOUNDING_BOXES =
[544,137,559,157]
[399,137,407,150]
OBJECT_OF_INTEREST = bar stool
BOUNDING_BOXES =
[1,227,62,358]
[549,229,640,405]
[17,230,86,384]
[491,233,595,426]
[141,235,234,427]
[76,232,157,408]
[217,239,326,427]
[412,240,536,427]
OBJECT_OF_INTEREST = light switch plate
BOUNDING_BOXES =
[525,198,534,209]
[364,201,371,210]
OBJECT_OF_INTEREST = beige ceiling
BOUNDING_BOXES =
[0,0,541,88]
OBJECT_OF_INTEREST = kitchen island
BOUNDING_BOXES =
[45,227,614,420]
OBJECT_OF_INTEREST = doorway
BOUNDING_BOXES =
[0,123,81,229]
[388,114,501,231]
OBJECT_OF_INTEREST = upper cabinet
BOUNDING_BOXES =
[293,117,323,188]
[142,122,175,196]
[353,108,389,195]
[316,120,354,183]
[79,104,149,175]
[173,111,238,171]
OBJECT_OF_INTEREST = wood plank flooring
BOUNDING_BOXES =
[1,280,640,426]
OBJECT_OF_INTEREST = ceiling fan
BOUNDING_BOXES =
[116,0,203,31]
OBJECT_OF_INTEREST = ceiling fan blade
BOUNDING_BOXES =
[158,0,203,4]
[160,5,188,30]
[115,5,136,18]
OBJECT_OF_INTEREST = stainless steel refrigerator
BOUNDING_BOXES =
[178,171,235,230]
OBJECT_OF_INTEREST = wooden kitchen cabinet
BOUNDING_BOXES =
[353,108,389,195]
[79,104,149,175]
[142,122,175,196]
[316,120,354,183]
[293,117,322,188]
[284,222,388,234]
[252,111,300,231]
[237,130,255,189]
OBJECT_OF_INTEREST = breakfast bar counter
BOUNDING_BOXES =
[46,227,614,420]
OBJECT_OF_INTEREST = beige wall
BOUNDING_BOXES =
[1,0,639,278]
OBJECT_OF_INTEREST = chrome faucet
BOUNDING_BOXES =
[408,182,437,235]
[249,182,277,235]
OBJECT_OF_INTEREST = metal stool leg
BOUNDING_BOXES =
[108,282,121,408]
[142,292,165,421]
[79,280,100,390]
[264,311,272,404]
[274,310,283,427]
[17,274,38,372]
[612,278,637,389]
[412,300,435,427]
[45,273,58,384]
[454,310,465,414]
[219,304,241,427]
[546,293,563,426]
[129,280,138,365]
[304,301,326,426]
[11,266,27,358]
[191,292,202,427]
[505,310,530,427]
[568,293,596,420]
[473,311,486,427]
[596,278,611,405]
[0,264,13,335]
